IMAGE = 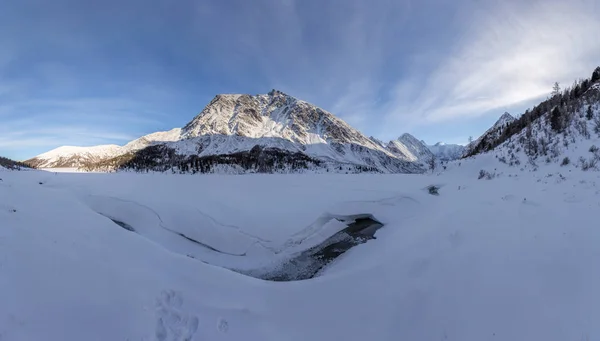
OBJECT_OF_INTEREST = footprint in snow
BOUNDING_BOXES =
[501,194,516,201]
[155,290,199,341]
[448,230,463,248]
[217,318,229,333]
[563,194,582,203]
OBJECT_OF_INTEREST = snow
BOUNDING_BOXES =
[34,144,122,160]
[465,112,516,156]
[386,133,433,163]
[428,142,465,161]
[30,128,182,168]
[2,157,600,340]
[122,128,182,152]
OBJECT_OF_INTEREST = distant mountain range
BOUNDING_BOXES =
[22,89,516,174]
[26,90,435,174]
[427,142,465,161]
[17,65,600,174]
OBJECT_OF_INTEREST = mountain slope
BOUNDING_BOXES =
[463,65,600,171]
[386,133,433,162]
[27,91,423,174]
[464,112,515,157]
[182,90,381,148]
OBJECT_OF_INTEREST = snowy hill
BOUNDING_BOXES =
[26,145,123,168]
[26,128,182,168]
[385,133,433,163]
[463,66,600,172]
[26,90,423,174]
[427,142,465,161]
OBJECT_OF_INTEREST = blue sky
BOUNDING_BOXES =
[1,0,599,160]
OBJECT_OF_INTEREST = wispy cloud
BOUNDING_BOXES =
[379,0,600,138]
[1,0,599,159]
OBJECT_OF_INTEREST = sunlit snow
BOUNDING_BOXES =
[2,156,600,340]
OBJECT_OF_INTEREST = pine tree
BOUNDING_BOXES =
[550,107,563,132]
[594,115,600,135]
[552,82,561,97]
[428,155,436,173]
[592,67,600,83]
[586,105,594,120]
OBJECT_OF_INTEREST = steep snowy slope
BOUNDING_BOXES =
[369,136,386,149]
[463,112,515,157]
[385,133,433,162]
[182,90,377,148]
[427,142,465,161]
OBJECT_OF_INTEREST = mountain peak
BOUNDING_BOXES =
[268,89,291,97]
[496,112,515,126]
[398,133,419,142]
[181,90,376,147]
[385,133,433,162]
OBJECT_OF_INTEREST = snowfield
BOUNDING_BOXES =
[2,159,600,340]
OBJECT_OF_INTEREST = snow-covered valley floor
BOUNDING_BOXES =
[2,160,600,340]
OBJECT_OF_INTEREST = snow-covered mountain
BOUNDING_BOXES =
[463,112,516,157]
[427,142,465,161]
[26,128,182,168]
[27,90,423,174]
[385,133,433,163]
[369,136,386,149]
[26,145,123,168]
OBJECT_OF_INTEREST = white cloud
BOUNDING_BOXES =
[382,0,600,134]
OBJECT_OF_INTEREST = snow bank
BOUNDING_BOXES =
[2,167,600,340]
